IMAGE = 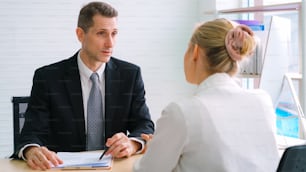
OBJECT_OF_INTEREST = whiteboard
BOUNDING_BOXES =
[259,16,291,108]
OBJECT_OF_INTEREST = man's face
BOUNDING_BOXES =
[77,15,118,64]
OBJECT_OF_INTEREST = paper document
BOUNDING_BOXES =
[54,152,112,169]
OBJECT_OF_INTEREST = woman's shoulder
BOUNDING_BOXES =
[241,89,275,109]
[245,88,273,100]
[163,96,207,119]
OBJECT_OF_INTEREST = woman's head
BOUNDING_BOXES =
[184,18,256,84]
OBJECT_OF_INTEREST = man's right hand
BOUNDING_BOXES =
[24,146,63,170]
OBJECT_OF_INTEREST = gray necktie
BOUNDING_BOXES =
[87,73,104,150]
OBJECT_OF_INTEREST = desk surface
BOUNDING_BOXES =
[1,154,141,172]
[2,136,305,171]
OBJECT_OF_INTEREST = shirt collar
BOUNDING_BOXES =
[197,73,240,90]
[77,51,105,81]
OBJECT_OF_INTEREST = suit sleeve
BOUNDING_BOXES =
[127,68,154,137]
[12,68,50,158]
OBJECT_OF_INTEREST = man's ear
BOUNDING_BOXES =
[76,27,84,42]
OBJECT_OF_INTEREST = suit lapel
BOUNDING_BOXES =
[105,58,120,137]
[64,54,86,145]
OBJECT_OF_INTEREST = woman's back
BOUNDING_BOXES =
[133,19,280,172]
[175,73,280,172]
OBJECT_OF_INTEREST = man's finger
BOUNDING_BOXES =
[115,147,130,158]
[27,158,40,170]
[41,147,62,166]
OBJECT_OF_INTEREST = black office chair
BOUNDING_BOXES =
[277,144,306,172]
[12,96,30,153]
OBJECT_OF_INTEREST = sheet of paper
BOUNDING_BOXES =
[54,152,112,168]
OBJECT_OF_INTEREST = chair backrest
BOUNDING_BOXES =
[12,96,30,152]
[277,144,306,172]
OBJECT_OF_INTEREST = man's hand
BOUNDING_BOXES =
[141,133,153,153]
[105,132,141,158]
[141,133,153,142]
[24,146,63,170]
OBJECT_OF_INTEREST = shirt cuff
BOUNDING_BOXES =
[129,137,145,154]
[18,144,40,161]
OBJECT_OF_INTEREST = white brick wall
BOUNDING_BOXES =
[0,0,199,157]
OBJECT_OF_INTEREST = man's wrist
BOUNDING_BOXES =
[129,137,145,154]
[18,144,40,161]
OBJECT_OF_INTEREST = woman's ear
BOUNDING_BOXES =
[192,44,199,61]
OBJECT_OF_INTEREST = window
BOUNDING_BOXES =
[218,0,304,139]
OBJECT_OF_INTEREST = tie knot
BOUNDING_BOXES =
[90,73,99,84]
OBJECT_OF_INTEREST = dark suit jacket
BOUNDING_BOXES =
[12,52,154,158]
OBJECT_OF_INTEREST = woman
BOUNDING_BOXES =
[134,18,280,172]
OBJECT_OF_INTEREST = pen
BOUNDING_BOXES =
[99,147,109,160]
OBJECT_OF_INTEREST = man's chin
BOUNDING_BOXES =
[99,56,111,63]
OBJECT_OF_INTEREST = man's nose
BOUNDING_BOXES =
[105,35,114,48]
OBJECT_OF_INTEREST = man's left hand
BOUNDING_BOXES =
[105,132,141,158]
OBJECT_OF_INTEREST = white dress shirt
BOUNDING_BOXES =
[134,73,280,172]
[77,53,105,132]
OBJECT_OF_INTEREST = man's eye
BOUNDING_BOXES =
[97,32,105,35]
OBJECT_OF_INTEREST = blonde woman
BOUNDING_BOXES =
[134,18,280,172]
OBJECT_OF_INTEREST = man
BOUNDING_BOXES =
[11,1,154,170]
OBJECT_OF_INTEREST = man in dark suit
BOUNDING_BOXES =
[11,1,154,170]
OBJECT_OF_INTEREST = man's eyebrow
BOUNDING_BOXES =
[96,28,118,31]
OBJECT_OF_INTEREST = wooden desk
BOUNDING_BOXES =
[4,135,303,171]
[0,154,142,172]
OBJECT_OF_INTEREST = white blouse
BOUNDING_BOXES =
[134,73,280,172]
